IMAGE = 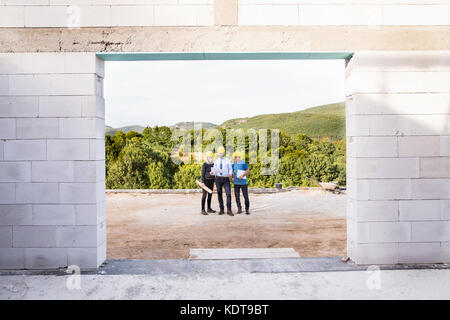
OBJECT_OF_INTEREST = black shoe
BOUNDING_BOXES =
[227,210,234,216]
[219,210,225,215]
[245,210,251,215]
[207,208,216,213]
[201,210,208,215]
[237,209,242,214]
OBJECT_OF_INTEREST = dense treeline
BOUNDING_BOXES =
[105,126,346,189]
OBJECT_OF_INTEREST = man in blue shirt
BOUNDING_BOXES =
[232,151,251,215]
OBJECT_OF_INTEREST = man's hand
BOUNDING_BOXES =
[238,175,244,179]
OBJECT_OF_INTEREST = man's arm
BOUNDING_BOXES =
[238,164,250,179]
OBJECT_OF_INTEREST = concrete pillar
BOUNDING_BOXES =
[0,53,106,269]
[346,51,450,264]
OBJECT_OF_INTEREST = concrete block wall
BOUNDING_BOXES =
[0,0,214,27]
[238,0,450,26]
[346,51,450,265]
[0,53,106,269]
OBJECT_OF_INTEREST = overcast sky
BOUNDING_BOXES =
[104,59,345,128]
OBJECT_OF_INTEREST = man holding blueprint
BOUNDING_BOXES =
[232,151,251,215]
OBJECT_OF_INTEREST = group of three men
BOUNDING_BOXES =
[201,147,251,216]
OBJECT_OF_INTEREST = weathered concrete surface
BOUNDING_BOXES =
[1,266,450,299]
[0,26,449,53]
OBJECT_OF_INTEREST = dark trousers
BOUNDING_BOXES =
[215,177,232,211]
[201,179,215,210]
[234,184,250,211]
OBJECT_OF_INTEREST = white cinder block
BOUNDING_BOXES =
[39,96,83,118]
[68,247,99,269]
[346,115,370,137]
[16,118,59,139]
[90,139,105,160]
[16,183,59,204]
[0,162,31,183]
[399,242,442,264]
[383,5,450,26]
[347,52,450,73]
[0,6,24,27]
[56,226,97,247]
[0,75,9,95]
[369,179,411,200]
[111,5,154,26]
[420,158,450,178]
[0,205,32,225]
[0,53,22,74]
[74,161,104,182]
[347,71,450,94]
[399,200,442,221]
[369,114,449,136]
[351,93,450,115]
[239,4,298,25]
[31,161,74,182]
[398,136,441,157]
[0,183,15,204]
[76,204,99,225]
[364,221,411,243]
[0,248,24,269]
[80,5,112,27]
[0,119,16,139]
[352,158,419,179]
[51,74,97,96]
[66,53,103,75]
[299,5,382,26]
[441,136,450,156]
[0,96,39,118]
[442,242,450,262]
[411,221,450,242]
[97,219,106,245]
[353,243,398,265]
[411,179,450,200]
[442,201,450,220]
[354,200,398,222]
[4,140,46,160]
[24,6,67,27]
[196,3,214,25]
[59,118,98,139]
[9,74,53,96]
[0,226,13,248]
[47,139,90,160]
[33,205,75,225]
[20,53,66,74]
[13,226,57,247]
[346,178,370,201]
[81,96,105,119]
[24,248,67,269]
[60,183,99,204]
[154,4,195,26]
[347,136,397,158]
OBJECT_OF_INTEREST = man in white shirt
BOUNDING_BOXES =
[210,146,233,216]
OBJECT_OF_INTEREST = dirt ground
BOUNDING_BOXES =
[106,190,347,260]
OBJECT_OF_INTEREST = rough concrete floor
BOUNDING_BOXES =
[1,258,450,300]
[107,190,346,260]
[1,269,450,300]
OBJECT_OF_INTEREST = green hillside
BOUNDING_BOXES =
[105,125,145,135]
[170,122,217,130]
[219,102,345,138]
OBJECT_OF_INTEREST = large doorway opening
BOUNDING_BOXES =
[100,52,352,261]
